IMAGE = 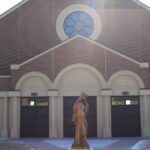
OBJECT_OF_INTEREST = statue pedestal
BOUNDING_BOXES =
[67,146,93,150]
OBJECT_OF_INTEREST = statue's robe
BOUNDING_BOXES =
[72,98,89,148]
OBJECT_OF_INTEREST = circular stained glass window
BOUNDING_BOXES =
[63,11,94,38]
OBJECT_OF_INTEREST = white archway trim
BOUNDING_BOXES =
[53,63,106,89]
[15,72,51,90]
[56,4,102,41]
[107,70,145,89]
[10,35,149,69]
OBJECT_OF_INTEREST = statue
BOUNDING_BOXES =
[71,92,90,149]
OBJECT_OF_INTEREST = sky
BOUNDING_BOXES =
[0,0,23,15]
[139,0,150,7]
[0,0,149,15]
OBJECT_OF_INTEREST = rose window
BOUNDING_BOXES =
[63,11,94,38]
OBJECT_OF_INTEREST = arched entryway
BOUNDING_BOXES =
[108,71,144,137]
[54,64,105,137]
[16,72,51,138]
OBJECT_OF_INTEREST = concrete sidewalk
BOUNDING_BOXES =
[0,138,149,150]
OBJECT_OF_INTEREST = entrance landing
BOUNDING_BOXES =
[44,139,119,149]
[0,137,148,150]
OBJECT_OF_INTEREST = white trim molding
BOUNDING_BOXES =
[15,72,52,90]
[140,63,149,68]
[56,4,102,41]
[140,89,150,95]
[10,36,149,70]
[0,91,57,97]
[53,63,106,89]
[1,89,150,96]
[80,36,149,68]
[107,70,145,89]
[0,76,10,78]
[11,64,20,70]
[48,90,59,96]
[101,89,112,96]
[8,91,20,97]
[11,36,79,70]
[0,91,21,97]
[0,92,8,97]
[0,0,30,19]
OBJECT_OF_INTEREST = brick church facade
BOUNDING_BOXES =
[0,0,150,138]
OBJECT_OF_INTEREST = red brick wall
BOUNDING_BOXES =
[0,78,10,91]
[10,38,150,90]
[0,0,150,75]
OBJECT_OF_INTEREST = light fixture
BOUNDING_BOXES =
[126,100,131,105]
[30,101,35,106]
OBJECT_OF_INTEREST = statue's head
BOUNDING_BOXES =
[80,92,88,102]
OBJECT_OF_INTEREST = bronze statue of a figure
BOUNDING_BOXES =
[71,92,90,149]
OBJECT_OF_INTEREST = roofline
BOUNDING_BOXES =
[0,0,30,20]
[0,0,149,20]
[81,36,149,68]
[131,0,150,11]
[0,76,10,78]
[10,35,149,70]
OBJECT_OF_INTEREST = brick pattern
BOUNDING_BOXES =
[0,10,19,75]
[0,78,10,91]
[0,0,150,75]
[9,37,150,90]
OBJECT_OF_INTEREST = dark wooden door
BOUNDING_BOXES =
[111,96,141,137]
[63,96,97,137]
[20,97,49,138]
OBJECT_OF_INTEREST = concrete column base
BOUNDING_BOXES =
[104,128,111,138]
[1,128,8,137]
[10,129,19,138]
[143,127,150,137]
[49,128,57,138]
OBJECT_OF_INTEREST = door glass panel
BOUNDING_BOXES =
[36,100,48,106]
[112,99,125,105]
[126,99,139,105]
[22,98,34,106]
[21,97,48,106]
[112,96,139,105]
